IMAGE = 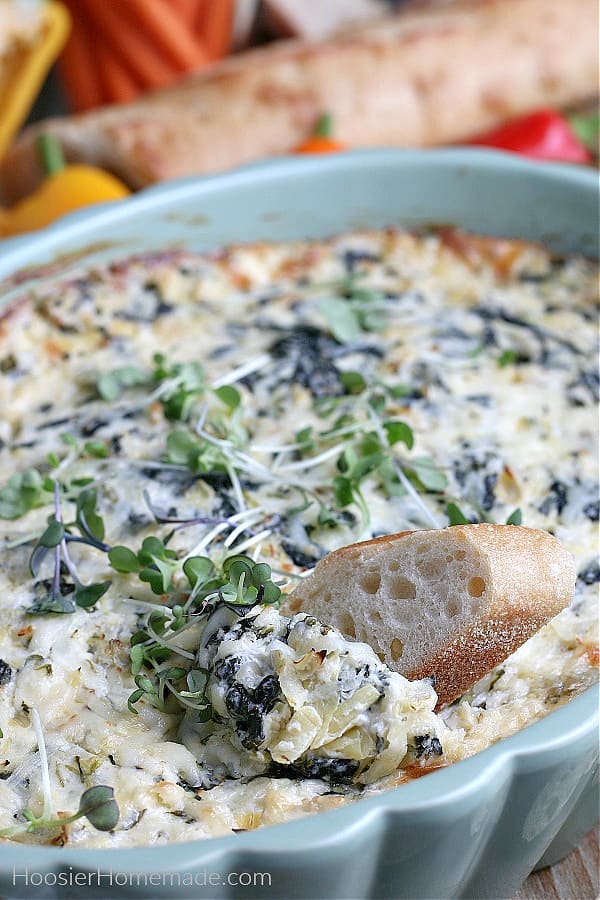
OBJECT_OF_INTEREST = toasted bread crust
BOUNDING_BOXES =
[1,0,597,203]
[406,609,552,707]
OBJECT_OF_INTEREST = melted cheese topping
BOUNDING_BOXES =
[0,229,597,847]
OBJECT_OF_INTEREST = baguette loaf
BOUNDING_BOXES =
[1,0,597,203]
[284,525,575,707]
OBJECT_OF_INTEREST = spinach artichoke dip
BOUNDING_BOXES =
[0,228,597,847]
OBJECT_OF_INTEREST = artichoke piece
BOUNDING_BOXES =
[358,720,409,784]
[273,649,309,709]
[270,707,323,763]
[324,684,382,742]
[319,726,377,762]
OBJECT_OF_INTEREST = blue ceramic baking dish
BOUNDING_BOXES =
[0,150,598,900]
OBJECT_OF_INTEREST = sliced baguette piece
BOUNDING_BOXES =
[284,525,575,707]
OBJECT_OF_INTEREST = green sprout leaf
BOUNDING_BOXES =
[222,554,253,577]
[28,592,76,615]
[29,518,64,577]
[129,643,146,676]
[127,689,145,714]
[333,475,354,508]
[137,537,177,594]
[77,785,120,831]
[214,385,241,411]
[74,581,110,609]
[97,366,148,402]
[75,489,105,541]
[317,296,362,343]
[183,668,209,697]
[294,426,316,456]
[138,537,177,565]
[384,421,414,450]
[0,469,46,520]
[261,582,281,604]
[183,556,215,587]
[61,432,78,449]
[506,508,523,526]
[385,382,413,399]
[410,457,448,492]
[139,567,170,595]
[108,545,140,574]
[135,674,156,695]
[228,559,253,585]
[38,519,65,548]
[165,430,201,468]
[497,349,519,368]
[153,357,205,421]
[446,502,471,526]
[84,440,109,459]
[18,784,120,836]
[339,371,366,394]
[251,562,272,587]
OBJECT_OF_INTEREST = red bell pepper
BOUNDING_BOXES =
[468,109,592,164]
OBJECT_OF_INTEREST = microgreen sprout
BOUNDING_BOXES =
[124,553,281,717]
[18,785,119,836]
[506,508,523,526]
[95,355,211,422]
[27,482,111,614]
[497,349,520,368]
[445,502,524,527]
[446,502,472,526]
[151,355,206,421]
[109,536,177,595]
[0,468,47,519]
[0,709,119,839]
[331,403,443,529]
[97,365,148,402]
[315,273,390,343]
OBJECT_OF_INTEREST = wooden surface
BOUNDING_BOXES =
[514,828,599,900]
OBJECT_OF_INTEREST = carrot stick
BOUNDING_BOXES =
[170,0,199,28]
[202,0,234,60]
[120,0,210,71]
[77,0,176,90]
[57,2,104,111]
[96,41,142,105]
[193,0,210,33]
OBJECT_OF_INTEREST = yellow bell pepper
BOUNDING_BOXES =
[0,1,71,160]
[0,135,130,238]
